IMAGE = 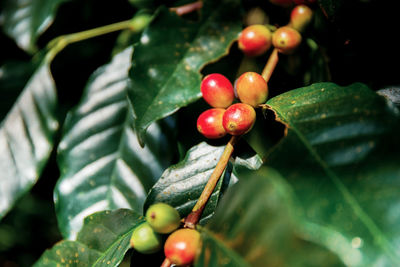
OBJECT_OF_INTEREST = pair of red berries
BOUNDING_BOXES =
[130,203,200,266]
[197,72,268,139]
[238,4,313,57]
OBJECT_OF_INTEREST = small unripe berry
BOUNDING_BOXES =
[130,222,162,254]
[200,74,235,108]
[238,25,272,57]
[222,103,256,135]
[146,203,181,234]
[290,5,313,32]
[164,229,201,266]
[272,26,302,54]
[235,72,268,107]
[197,108,227,139]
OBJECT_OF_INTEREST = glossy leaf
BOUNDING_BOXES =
[128,0,242,145]
[34,209,145,267]
[55,47,175,240]
[0,62,59,220]
[263,82,400,265]
[198,167,344,267]
[1,0,68,53]
[0,61,34,120]
[144,141,262,224]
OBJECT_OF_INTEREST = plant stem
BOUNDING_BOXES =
[261,48,279,83]
[160,258,172,267]
[170,1,203,16]
[184,136,239,228]
[45,13,151,63]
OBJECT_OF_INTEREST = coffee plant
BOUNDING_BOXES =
[1,0,400,266]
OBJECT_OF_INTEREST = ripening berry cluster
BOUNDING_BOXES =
[130,203,200,266]
[238,4,313,57]
[197,71,267,139]
[197,4,313,140]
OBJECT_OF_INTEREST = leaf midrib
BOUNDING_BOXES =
[271,107,400,263]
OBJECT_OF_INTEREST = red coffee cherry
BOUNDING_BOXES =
[290,4,313,32]
[222,103,256,135]
[197,108,227,139]
[200,74,235,108]
[235,72,268,107]
[272,26,302,54]
[238,25,272,57]
[164,229,201,266]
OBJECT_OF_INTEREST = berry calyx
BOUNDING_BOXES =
[200,74,235,108]
[290,4,313,32]
[146,203,181,234]
[222,103,256,135]
[235,72,268,107]
[130,222,162,254]
[272,26,302,54]
[164,229,201,266]
[238,25,272,57]
[197,108,227,139]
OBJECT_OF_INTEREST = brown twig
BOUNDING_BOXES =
[170,1,203,16]
[261,48,279,83]
[184,136,239,228]
[160,258,172,267]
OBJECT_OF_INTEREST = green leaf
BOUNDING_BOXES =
[0,62,59,220]
[55,47,175,240]
[144,141,262,224]
[198,167,344,267]
[1,0,69,53]
[127,0,242,145]
[263,82,400,265]
[0,61,35,120]
[34,209,145,267]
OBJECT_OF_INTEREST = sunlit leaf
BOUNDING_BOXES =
[1,0,69,52]
[55,47,175,239]
[0,62,59,220]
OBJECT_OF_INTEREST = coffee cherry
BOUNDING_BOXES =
[197,108,227,139]
[238,25,272,57]
[290,5,313,32]
[145,203,181,234]
[222,103,256,135]
[130,222,162,254]
[164,229,201,266]
[272,26,302,54]
[201,74,234,108]
[235,72,268,107]
[269,0,293,7]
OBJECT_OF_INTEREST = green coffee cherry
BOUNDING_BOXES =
[130,222,162,254]
[146,203,181,234]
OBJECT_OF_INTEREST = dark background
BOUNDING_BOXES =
[1,0,399,266]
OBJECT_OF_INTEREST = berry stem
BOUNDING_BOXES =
[261,48,279,82]
[184,135,239,228]
[170,1,203,16]
[45,13,152,63]
[160,258,172,267]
